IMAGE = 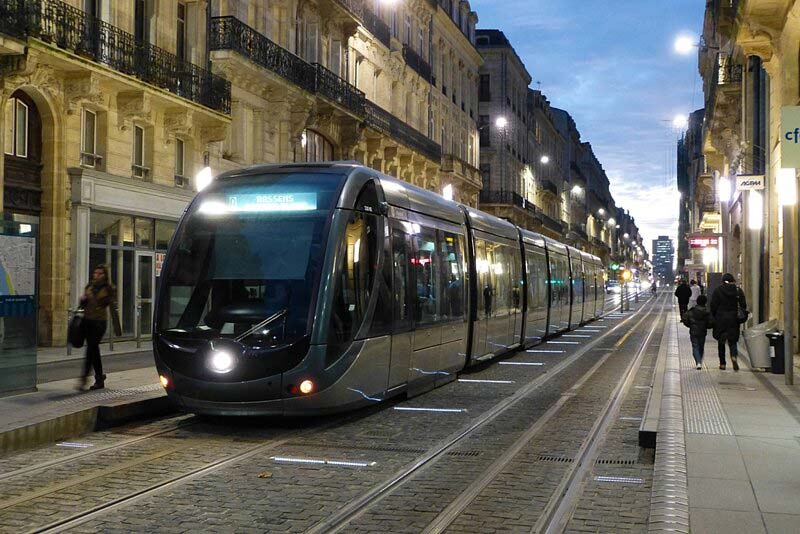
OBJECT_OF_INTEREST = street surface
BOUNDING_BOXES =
[0,292,665,533]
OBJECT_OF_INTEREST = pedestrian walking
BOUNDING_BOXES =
[688,279,701,309]
[78,264,122,390]
[682,294,713,369]
[710,273,748,371]
[674,279,691,316]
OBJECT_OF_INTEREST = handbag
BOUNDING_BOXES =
[68,308,85,348]
[737,289,749,324]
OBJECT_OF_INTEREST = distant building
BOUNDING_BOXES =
[652,236,675,282]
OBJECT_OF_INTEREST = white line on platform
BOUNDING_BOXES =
[272,456,376,468]
[547,341,581,345]
[527,349,564,353]
[57,442,94,449]
[458,379,515,384]
[563,335,592,338]
[499,362,544,366]
[619,416,643,421]
[594,475,644,484]
[394,406,468,413]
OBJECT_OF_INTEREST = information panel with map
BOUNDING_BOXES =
[0,223,37,395]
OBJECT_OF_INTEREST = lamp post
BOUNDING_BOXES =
[778,168,797,385]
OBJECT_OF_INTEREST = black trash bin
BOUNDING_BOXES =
[766,331,785,374]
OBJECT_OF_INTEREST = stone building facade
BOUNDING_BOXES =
[0,0,482,347]
[699,0,799,347]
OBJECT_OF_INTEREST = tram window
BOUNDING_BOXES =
[355,180,380,213]
[327,211,379,359]
[391,226,412,331]
[368,224,392,337]
[510,246,522,312]
[438,231,464,321]
[487,241,510,316]
[412,226,439,325]
[475,239,491,318]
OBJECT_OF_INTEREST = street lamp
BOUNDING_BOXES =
[495,116,507,129]
[607,217,616,227]
[672,114,688,129]
[598,208,605,216]
[540,155,550,164]
[571,185,583,195]
[674,35,696,55]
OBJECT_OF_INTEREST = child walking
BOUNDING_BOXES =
[682,294,713,369]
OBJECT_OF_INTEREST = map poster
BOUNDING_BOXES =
[0,234,36,317]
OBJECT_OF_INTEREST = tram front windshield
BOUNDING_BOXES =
[157,172,345,347]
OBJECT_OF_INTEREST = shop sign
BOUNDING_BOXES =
[735,175,765,191]
[688,235,719,249]
[781,106,800,167]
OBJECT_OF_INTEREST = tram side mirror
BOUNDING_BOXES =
[378,202,389,216]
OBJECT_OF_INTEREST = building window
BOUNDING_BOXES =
[302,129,333,162]
[132,125,149,179]
[390,9,397,38]
[176,2,187,60]
[3,97,28,158]
[404,14,411,45]
[479,74,491,102]
[174,138,187,187]
[81,109,101,167]
[330,39,342,77]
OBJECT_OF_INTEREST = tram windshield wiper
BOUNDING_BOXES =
[234,308,288,343]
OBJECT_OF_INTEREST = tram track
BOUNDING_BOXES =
[306,293,664,534]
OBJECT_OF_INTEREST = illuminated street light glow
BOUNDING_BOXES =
[607,218,616,226]
[748,190,764,230]
[598,208,605,216]
[703,247,718,266]
[672,114,688,129]
[777,168,798,206]
[540,155,550,164]
[195,166,213,192]
[717,176,732,202]
[571,185,583,195]
[495,116,507,129]
[674,35,696,55]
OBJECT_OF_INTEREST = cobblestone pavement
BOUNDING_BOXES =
[0,295,667,533]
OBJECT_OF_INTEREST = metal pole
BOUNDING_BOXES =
[784,204,795,385]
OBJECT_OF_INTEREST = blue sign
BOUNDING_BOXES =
[0,295,35,317]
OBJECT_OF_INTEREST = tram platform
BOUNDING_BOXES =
[647,306,800,534]
[0,366,171,454]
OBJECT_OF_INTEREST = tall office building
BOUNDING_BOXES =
[652,236,675,282]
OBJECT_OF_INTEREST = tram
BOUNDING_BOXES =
[153,163,605,416]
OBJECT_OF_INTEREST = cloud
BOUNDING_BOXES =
[609,177,680,253]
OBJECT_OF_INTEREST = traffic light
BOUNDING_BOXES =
[621,269,632,281]
[610,263,619,271]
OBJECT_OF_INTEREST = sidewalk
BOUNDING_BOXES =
[649,307,800,534]
[37,339,151,364]
[0,367,174,454]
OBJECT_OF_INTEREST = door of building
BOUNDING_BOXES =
[134,251,155,340]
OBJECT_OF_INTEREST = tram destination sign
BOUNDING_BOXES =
[225,192,317,212]
[735,175,765,191]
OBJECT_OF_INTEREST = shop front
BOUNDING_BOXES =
[70,169,194,343]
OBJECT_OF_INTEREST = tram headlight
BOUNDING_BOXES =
[299,380,315,394]
[209,351,234,374]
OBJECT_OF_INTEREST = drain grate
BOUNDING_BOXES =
[536,455,574,463]
[446,450,482,458]
[595,458,638,466]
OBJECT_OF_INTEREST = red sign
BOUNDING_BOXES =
[689,236,719,249]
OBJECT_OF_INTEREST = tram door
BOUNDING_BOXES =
[134,251,155,339]
[388,224,413,389]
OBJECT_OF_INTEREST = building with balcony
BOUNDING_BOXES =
[0,0,231,345]
[697,0,800,339]
[677,108,705,276]
[0,0,483,347]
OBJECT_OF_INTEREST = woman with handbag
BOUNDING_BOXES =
[78,264,122,390]
[710,273,748,371]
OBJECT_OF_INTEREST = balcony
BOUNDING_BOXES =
[441,153,482,189]
[331,0,391,49]
[478,190,537,216]
[211,17,364,118]
[569,224,588,241]
[538,212,564,234]
[365,101,441,162]
[211,16,315,93]
[539,179,559,196]
[402,44,432,82]
[1,0,231,113]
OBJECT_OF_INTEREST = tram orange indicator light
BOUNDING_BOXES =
[299,380,315,394]
[159,375,170,389]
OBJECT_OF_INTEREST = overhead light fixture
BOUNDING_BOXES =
[674,35,696,55]
[495,116,507,129]
[540,155,550,164]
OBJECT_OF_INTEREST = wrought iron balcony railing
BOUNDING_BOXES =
[210,16,315,93]
[478,190,537,216]
[314,63,366,116]
[538,212,564,233]
[365,101,441,163]
[402,44,432,82]
[540,179,559,196]
[362,4,391,48]
[0,0,231,114]
[717,55,743,85]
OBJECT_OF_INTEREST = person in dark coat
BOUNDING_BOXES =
[710,273,748,371]
[79,264,122,390]
[682,294,713,369]
[674,279,691,316]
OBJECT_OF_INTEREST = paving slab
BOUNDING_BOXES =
[762,513,800,534]
[689,508,766,534]
[686,452,749,480]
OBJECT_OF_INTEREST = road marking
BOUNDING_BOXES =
[394,407,468,413]
[272,456,377,468]
[499,362,544,366]
[458,379,515,384]
[548,341,581,345]
[594,475,644,484]
[527,349,564,353]
[563,335,592,338]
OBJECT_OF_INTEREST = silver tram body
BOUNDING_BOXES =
[153,163,604,416]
